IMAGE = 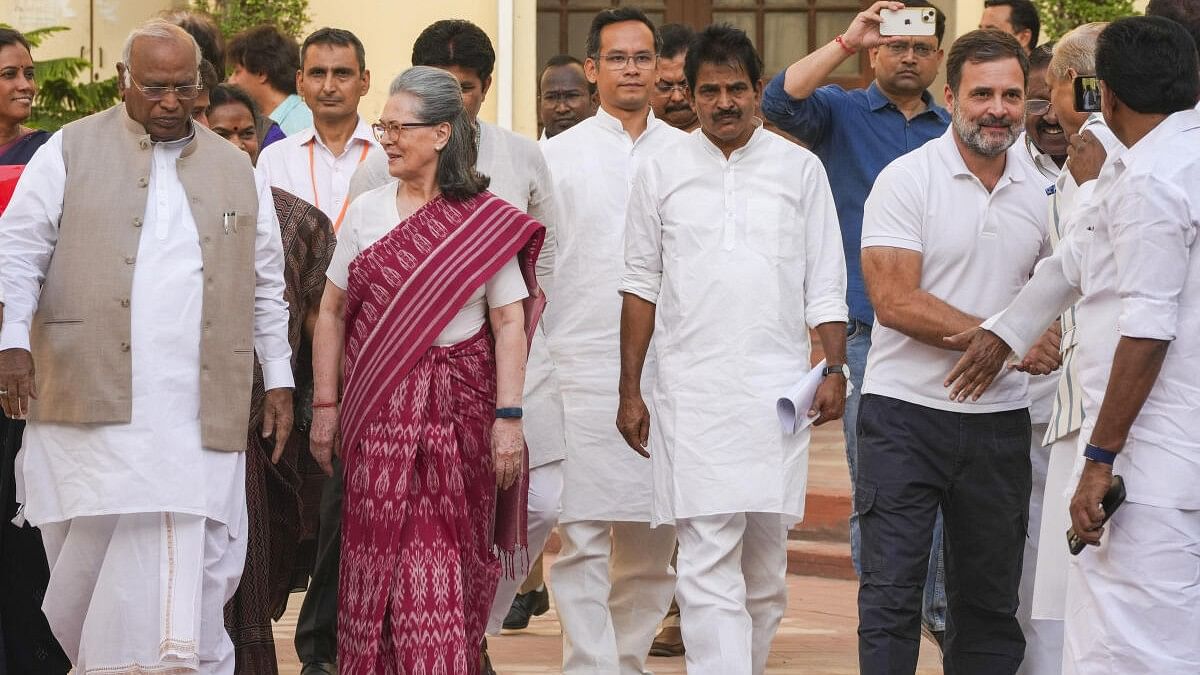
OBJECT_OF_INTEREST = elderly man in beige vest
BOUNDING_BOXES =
[0,20,293,674]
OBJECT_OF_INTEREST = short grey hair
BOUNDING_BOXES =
[388,66,490,200]
[1048,22,1107,83]
[121,19,202,85]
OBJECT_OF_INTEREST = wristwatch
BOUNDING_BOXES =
[822,363,850,379]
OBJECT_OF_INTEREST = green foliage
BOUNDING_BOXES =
[3,25,120,131]
[1034,0,1137,42]
[191,0,311,40]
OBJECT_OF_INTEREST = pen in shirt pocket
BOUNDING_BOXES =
[223,211,237,234]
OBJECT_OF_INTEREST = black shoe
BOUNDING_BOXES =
[481,637,498,675]
[502,586,551,630]
[300,663,337,675]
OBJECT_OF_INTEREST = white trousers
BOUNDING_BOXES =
[1016,424,1065,675]
[675,512,788,675]
[39,511,247,675]
[1032,430,1079,620]
[552,519,677,674]
[1063,501,1200,674]
[486,459,565,634]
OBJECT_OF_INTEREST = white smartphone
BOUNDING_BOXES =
[880,7,938,36]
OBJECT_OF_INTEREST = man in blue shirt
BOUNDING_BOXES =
[761,0,951,645]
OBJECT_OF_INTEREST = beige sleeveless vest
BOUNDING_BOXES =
[29,104,260,452]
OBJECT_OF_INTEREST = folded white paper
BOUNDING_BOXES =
[776,360,854,434]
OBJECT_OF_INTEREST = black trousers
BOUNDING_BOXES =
[294,456,343,664]
[0,417,69,674]
[855,394,1031,675]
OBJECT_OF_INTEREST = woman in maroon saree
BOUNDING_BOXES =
[310,66,545,675]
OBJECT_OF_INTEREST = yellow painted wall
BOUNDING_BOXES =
[303,0,539,138]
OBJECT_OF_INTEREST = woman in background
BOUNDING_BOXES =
[0,26,69,675]
[199,83,336,674]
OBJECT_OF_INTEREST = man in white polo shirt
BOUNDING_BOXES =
[856,29,1054,674]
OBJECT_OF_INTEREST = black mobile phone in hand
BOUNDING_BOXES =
[1074,75,1103,113]
[1067,474,1126,555]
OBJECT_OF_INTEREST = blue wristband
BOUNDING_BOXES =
[1084,443,1117,465]
[495,407,523,419]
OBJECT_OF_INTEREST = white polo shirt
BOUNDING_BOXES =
[861,128,1051,413]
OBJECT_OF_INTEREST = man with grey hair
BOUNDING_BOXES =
[1023,22,1122,675]
[950,26,1122,672]
[0,19,293,673]
[946,21,1122,674]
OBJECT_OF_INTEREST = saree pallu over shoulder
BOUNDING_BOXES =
[339,190,544,581]
[340,191,545,454]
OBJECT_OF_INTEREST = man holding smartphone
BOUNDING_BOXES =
[760,0,951,647]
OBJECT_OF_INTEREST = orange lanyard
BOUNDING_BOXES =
[308,140,370,232]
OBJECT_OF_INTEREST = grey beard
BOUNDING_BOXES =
[952,105,1019,158]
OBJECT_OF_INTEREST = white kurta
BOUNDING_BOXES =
[541,108,687,523]
[0,131,293,534]
[620,126,847,526]
[985,111,1200,672]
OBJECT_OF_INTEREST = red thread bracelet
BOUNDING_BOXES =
[835,34,858,55]
[312,401,338,409]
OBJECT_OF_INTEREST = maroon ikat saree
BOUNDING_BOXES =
[336,191,544,675]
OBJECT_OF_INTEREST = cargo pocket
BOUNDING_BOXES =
[854,481,882,574]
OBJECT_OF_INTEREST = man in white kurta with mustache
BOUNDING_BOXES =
[618,25,848,675]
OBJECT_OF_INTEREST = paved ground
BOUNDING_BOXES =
[270,417,945,673]
[272,571,944,674]
[271,336,940,674]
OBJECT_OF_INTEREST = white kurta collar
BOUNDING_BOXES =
[695,118,767,165]
[592,105,660,143]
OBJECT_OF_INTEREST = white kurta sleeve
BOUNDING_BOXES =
[526,148,560,285]
[984,232,1086,356]
[619,161,663,304]
[0,132,65,352]
[861,163,924,253]
[347,151,389,204]
[253,172,295,390]
[1109,174,1192,341]
[801,160,848,328]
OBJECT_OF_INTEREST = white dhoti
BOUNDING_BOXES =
[1031,430,1079,621]
[486,459,564,634]
[1062,501,1200,674]
[552,520,676,674]
[39,508,247,674]
[675,512,788,675]
[1016,423,1065,674]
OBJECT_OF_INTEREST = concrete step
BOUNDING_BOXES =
[790,491,852,542]
[787,540,856,581]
